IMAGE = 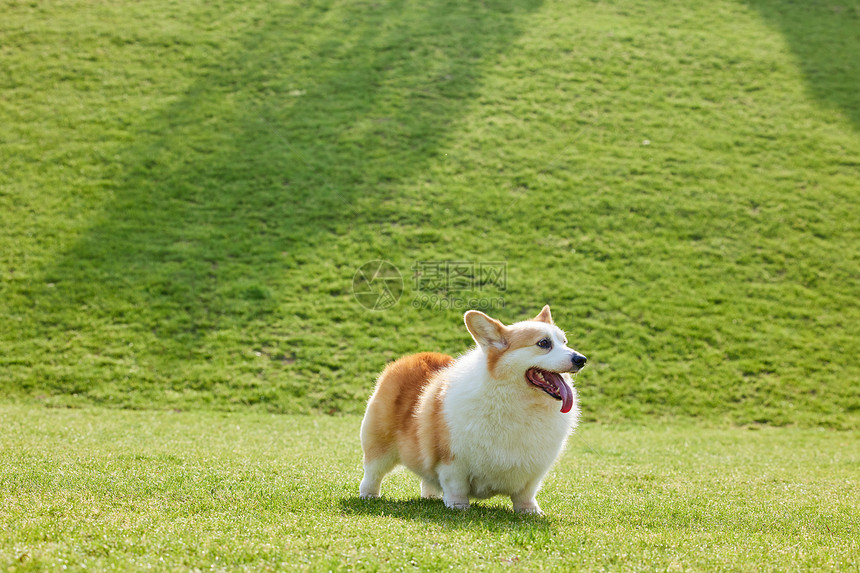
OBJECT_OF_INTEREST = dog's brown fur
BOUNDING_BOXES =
[361,352,455,475]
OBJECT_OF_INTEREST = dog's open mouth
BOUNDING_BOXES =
[526,368,574,414]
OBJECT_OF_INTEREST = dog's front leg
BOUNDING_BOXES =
[511,477,544,515]
[437,464,470,510]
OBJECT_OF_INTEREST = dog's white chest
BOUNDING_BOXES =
[443,387,574,497]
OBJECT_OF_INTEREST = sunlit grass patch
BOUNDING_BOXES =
[1,405,857,571]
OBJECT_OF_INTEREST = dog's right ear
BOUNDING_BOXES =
[464,310,509,350]
[534,305,554,324]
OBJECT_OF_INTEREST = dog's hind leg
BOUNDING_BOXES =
[359,450,398,499]
[359,411,398,498]
[359,402,399,499]
[420,479,443,499]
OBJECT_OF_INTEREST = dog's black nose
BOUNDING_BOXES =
[572,354,587,368]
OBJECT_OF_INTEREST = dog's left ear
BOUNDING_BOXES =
[534,305,554,325]
[464,310,509,350]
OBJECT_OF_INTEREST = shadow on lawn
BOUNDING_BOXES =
[340,497,557,533]
[742,0,860,132]
[30,0,543,403]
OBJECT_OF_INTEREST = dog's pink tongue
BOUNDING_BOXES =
[557,375,574,414]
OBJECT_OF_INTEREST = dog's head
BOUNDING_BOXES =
[464,305,586,413]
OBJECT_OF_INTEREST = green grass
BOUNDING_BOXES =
[1,404,857,571]
[1,0,858,425]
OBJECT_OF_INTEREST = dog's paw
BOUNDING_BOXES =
[514,505,544,516]
[359,492,379,500]
[445,500,471,511]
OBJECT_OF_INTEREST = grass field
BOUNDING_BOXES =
[1,0,858,427]
[1,405,858,572]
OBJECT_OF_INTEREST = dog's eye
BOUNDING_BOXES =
[536,338,552,350]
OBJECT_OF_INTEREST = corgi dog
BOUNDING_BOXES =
[359,305,586,514]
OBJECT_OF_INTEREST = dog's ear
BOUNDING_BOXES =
[464,310,509,350]
[533,305,554,325]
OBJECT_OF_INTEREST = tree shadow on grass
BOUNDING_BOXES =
[22,0,543,406]
[742,0,860,132]
[340,496,557,534]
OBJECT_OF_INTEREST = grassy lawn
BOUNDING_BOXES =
[1,405,857,572]
[1,0,858,427]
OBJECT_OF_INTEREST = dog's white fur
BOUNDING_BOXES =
[359,306,585,514]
